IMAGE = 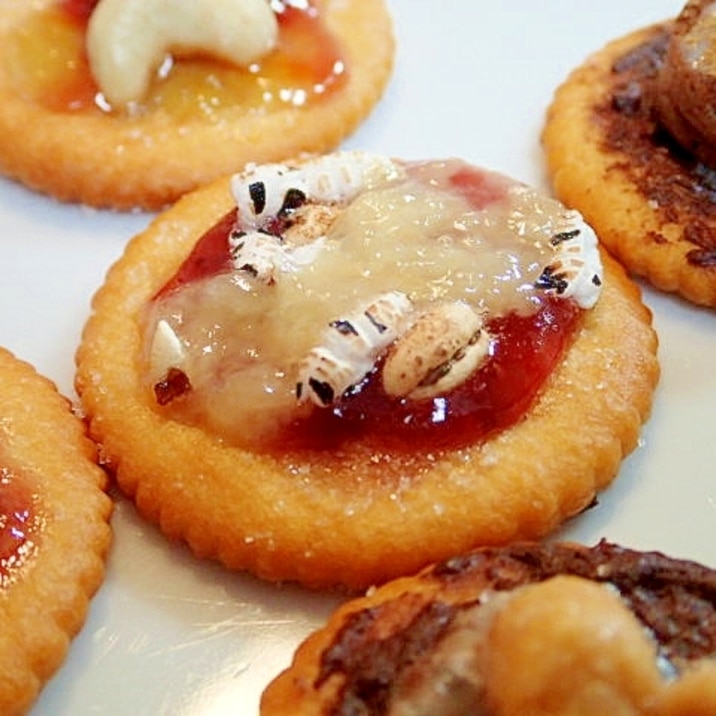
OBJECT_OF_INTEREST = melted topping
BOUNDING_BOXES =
[5,1,345,116]
[144,156,601,453]
[597,24,716,267]
[0,465,42,588]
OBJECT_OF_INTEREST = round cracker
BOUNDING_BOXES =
[542,21,716,307]
[0,349,111,715]
[75,167,658,590]
[0,0,394,210]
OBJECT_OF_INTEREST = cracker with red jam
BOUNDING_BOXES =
[0,0,393,210]
[543,2,716,308]
[260,541,716,715]
[75,151,658,590]
[0,348,111,715]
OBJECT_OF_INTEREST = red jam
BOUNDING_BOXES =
[10,1,345,115]
[449,164,515,209]
[156,210,236,299]
[59,0,99,23]
[0,468,40,586]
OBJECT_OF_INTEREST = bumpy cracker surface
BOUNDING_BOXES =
[260,541,716,715]
[543,21,716,308]
[0,0,394,210]
[0,349,111,715]
[75,162,658,590]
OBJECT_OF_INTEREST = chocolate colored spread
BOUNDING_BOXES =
[318,596,461,714]
[596,24,716,267]
[317,541,716,714]
[434,540,716,661]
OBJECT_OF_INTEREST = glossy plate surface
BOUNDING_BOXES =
[1,1,714,713]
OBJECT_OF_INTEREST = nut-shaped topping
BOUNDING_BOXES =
[86,0,279,107]
[657,0,716,164]
[485,577,663,714]
[382,302,490,400]
[147,318,186,383]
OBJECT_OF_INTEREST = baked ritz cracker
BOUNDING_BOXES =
[0,349,111,715]
[75,156,659,590]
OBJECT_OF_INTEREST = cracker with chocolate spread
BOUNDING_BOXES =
[260,541,716,715]
[75,151,658,590]
[0,0,393,210]
[0,348,111,715]
[543,1,716,308]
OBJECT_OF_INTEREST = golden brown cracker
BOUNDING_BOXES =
[75,168,658,591]
[543,22,716,307]
[0,349,111,715]
[0,0,394,210]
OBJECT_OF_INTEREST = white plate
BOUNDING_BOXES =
[1,1,714,714]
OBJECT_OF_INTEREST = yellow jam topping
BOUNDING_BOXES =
[4,2,345,118]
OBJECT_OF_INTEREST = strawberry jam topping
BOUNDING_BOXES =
[156,210,236,298]
[148,160,589,453]
[0,467,41,586]
[10,1,344,114]
[59,0,99,22]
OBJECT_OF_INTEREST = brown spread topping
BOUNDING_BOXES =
[434,541,716,663]
[318,596,461,714]
[596,21,716,267]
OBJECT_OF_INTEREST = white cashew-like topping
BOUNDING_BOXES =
[86,0,279,107]
[382,302,490,401]
[147,318,187,383]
